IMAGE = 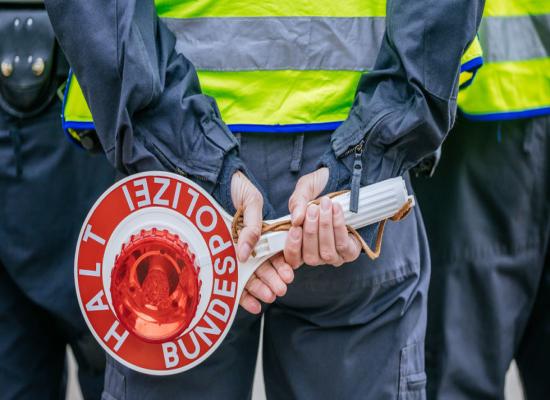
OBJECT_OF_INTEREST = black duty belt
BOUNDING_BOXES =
[0,1,68,118]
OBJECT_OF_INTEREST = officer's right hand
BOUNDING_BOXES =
[231,171,294,314]
[284,168,362,268]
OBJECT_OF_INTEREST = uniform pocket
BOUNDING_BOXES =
[399,342,427,400]
[102,357,126,400]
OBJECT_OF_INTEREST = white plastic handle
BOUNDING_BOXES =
[332,176,414,230]
[246,176,414,265]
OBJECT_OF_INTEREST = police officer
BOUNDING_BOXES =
[0,1,115,398]
[413,0,550,398]
[45,0,483,398]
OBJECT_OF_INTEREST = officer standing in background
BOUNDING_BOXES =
[46,0,482,398]
[0,1,115,398]
[413,0,550,399]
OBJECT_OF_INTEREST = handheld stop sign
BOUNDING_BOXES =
[75,172,414,375]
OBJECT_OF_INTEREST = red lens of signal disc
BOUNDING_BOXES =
[111,229,200,343]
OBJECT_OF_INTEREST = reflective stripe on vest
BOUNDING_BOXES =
[63,0,483,135]
[458,0,550,120]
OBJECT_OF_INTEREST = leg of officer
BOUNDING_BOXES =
[516,258,550,400]
[0,263,66,400]
[102,309,262,400]
[263,214,428,400]
[237,132,429,399]
[515,123,550,400]
[69,334,107,400]
[413,116,549,400]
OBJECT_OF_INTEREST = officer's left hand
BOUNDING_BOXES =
[231,171,295,314]
[284,168,362,267]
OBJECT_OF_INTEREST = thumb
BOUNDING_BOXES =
[232,172,263,262]
[288,168,329,226]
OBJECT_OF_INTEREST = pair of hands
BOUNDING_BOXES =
[231,168,362,314]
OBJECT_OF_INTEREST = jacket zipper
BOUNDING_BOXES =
[342,139,365,157]
[347,140,365,213]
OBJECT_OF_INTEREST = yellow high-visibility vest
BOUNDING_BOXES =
[458,0,550,120]
[63,0,483,140]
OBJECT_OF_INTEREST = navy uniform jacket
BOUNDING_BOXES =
[44,0,484,210]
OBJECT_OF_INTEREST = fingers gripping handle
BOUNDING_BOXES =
[249,177,415,261]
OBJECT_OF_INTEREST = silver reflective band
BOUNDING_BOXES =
[480,14,550,63]
[163,16,386,71]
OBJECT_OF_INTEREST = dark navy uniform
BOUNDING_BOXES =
[44,0,483,398]
[414,116,550,399]
[0,3,115,398]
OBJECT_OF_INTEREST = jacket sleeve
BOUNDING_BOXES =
[44,0,246,212]
[321,0,485,188]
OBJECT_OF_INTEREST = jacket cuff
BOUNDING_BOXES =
[364,143,404,185]
[210,150,275,219]
[209,150,242,215]
[331,110,406,185]
[317,149,351,196]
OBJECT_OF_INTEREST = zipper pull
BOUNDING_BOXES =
[349,140,364,213]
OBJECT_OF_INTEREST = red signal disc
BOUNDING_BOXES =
[111,228,200,343]
[75,172,239,375]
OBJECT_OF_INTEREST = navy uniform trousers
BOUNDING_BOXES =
[0,101,115,399]
[103,132,430,400]
[413,115,550,400]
